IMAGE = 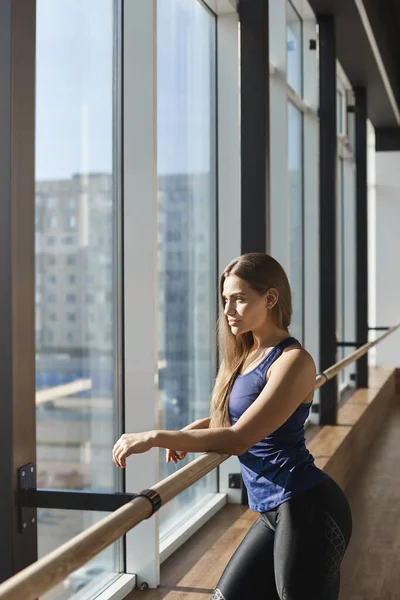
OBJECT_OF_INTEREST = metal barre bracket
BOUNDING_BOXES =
[18,464,162,532]
[136,488,162,518]
[317,372,329,383]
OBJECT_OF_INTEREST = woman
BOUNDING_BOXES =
[113,252,352,600]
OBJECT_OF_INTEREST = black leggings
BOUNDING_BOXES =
[211,477,352,600]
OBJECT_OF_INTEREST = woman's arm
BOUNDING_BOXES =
[153,350,316,456]
[152,426,240,456]
[181,417,211,431]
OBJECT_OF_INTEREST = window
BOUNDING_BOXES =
[47,215,58,228]
[47,236,56,246]
[287,1,302,97]
[68,215,77,230]
[157,0,217,542]
[337,90,344,134]
[336,66,357,395]
[288,102,304,341]
[35,0,121,591]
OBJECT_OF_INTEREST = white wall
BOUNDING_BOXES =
[373,150,400,366]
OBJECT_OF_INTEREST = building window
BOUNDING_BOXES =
[47,215,58,228]
[287,102,304,341]
[157,0,217,540]
[68,216,77,230]
[35,0,120,582]
[287,0,302,97]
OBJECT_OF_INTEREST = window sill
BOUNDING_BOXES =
[160,493,227,564]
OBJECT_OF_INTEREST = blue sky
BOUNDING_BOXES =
[36,0,214,181]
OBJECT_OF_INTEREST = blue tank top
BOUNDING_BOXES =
[228,336,331,512]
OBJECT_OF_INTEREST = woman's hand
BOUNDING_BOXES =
[112,432,154,468]
[166,449,187,464]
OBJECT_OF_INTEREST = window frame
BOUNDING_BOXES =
[336,61,357,398]
[269,0,320,423]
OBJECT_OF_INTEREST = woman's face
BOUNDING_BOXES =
[222,275,278,335]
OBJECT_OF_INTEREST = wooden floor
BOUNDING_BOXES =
[339,396,400,600]
[129,391,400,599]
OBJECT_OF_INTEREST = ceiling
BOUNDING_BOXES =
[308,0,400,128]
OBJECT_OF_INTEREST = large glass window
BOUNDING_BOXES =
[157,0,218,541]
[35,1,122,597]
[336,156,345,387]
[288,102,304,341]
[287,0,303,97]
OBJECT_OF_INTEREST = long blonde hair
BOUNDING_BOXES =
[209,253,292,429]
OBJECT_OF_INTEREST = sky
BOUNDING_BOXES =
[35,0,214,181]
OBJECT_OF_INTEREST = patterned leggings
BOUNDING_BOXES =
[211,477,352,600]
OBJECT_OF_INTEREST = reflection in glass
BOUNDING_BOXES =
[337,90,344,135]
[35,1,122,597]
[287,0,303,97]
[288,102,304,342]
[157,0,218,542]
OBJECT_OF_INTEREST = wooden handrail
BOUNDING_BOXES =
[314,323,400,389]
[0,322,398,599]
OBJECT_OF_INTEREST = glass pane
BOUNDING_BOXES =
[288,102,304,342]
[337,90,344,134]
[38,510,119,600]
[157,0,218,542]
[336,157,345,387]
[287,0,303,97]
[35,1,122,597]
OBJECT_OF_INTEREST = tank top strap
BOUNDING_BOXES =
[258,336,301,379]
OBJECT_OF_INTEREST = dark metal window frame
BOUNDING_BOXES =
[239,0,270,254]
[317,14,338,425]
[0,0,37,580]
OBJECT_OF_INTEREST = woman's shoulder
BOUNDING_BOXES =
[276,343,316,377]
